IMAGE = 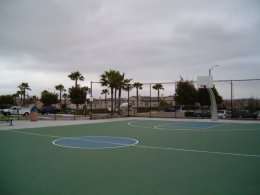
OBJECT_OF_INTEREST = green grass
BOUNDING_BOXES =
[0,114,22,121]
[0,120,260,195]
[0,114,10,121]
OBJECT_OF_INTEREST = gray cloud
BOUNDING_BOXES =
[0,0,260,97]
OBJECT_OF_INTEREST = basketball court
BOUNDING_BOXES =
[1,118,260,195]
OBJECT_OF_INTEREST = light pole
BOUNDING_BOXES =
[209,65,220,77]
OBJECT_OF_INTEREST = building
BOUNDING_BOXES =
[87,95,175,110]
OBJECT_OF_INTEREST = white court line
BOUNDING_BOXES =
[6,122,260,158]
[52,136,139,150]
[11,130,60,138]
[8,128,260,158]
[137,145,260,158]
[205,124,225,129]
[153,125,194,131]
[154,123,260,132]
[0,118,135,131]
[128,121,207,131]
[155,121,224,129]
[153,123,225,131]
[127,122,155,129]
[8,129,139,150]
[128,121,259,132]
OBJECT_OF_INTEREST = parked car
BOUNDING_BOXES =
[0,104,12,114]
[62,108,75,114]
[230,110,241,119]
[107,103,131,112]
[256,111,260,120]
[2,106,31,116]
[218,110,231,119]
[40,106,60,114]
[190,110,211,118]
[164,107,176,112]
[193,110,202,117]
[200,110,211,118]
[240,110,258,119]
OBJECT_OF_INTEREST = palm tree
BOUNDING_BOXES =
[117,75,132,113]
[100,70,120,114]
[62,93,68,108]
[101,89,109,109]
[68,71,85,88]
[123,80,133,116]
[82,86,89,115]
[81,86,89,97]
[115,73,125,113]
[55,84,66,105]
[133,82,143,112]
[18,82,31,105]
[12,93,18,105]
[153,83,164,109]
[16,90,23,103]
[82,86,90,107]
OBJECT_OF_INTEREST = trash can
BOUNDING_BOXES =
[30,105,38,121]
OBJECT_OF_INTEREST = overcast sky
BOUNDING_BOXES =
[0,0,260,98]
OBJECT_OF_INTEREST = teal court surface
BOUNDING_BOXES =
[0,118,260,195]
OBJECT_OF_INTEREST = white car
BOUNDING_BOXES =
[107,103,130,112]
[2,106,31,116]
[218,110,231,119]
[256,111,260,120]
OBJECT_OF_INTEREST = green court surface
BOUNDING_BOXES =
[1,119,260,195]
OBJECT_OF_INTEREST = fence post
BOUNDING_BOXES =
[149,83,152,117]
[230,80,233,116]
[90,81,93,120]
[174,82,177,118]
[127,85,130,117]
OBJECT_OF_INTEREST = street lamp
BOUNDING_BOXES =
[209,65,220,77]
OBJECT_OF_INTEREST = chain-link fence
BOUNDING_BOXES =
[3,78,259,121]
[214,79,260,119]
[88,79,260,120]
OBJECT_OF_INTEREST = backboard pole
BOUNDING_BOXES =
[208,88,218,121]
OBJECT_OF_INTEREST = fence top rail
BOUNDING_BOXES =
[91,78,260,85]
[214,78,260,82]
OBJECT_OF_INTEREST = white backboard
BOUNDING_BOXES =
[197,76,213,88]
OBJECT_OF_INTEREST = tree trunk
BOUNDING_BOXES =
[136,88,139,112]
[23,91,26,105]
[110,88,114,114]
[114,89,117,113]
[104,93,107,110]
[158,90,160,110]
[118,87,121,114]
[127,87,130,117]
[64,97,67,108]
[60,91,62,103]
[85,93,88,113]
